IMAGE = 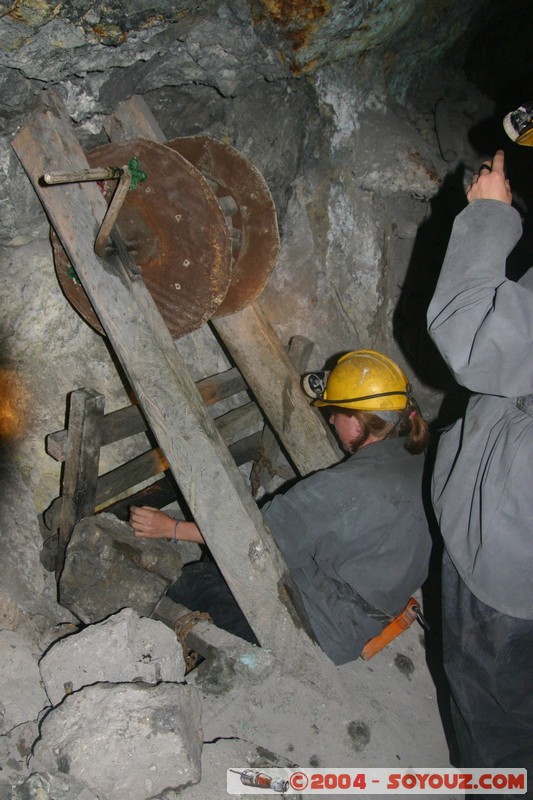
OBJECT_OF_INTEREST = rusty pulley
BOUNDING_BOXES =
[166,136,280,317]
[52,136,280,338]
[52,138,232,339]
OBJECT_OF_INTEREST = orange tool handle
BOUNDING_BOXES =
[360,597,420,661]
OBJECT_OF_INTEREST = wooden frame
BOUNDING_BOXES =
[13,94,337,666]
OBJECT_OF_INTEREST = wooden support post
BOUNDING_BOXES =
[104,96,342,475]
[250,335,314,495]
[57,388,104,579]
[12,96,319,666]
[214,308,340,474]
[152,595,274,681]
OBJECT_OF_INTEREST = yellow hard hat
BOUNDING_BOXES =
[312,350,410,412]
[503,102,533,146]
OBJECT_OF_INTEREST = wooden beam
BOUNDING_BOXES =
[94,447,168,508]
[93,404,262,507]
[250,335,314,495]
[213,306,340,473]
[57,389,104,579]
[44,432,262,530]
[151,595,274,681]
[13,96,318,665]
[46,367,246,461]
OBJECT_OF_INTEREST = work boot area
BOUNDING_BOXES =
[1,3,531,799]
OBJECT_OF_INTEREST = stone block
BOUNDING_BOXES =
[59,513,183,623]
[32,682,202,799]
[39,608,185,707]
[11,770,99,800]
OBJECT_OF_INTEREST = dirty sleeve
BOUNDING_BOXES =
[427,199,533,397]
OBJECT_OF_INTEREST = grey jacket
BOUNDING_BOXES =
[262,437,431,664]
[427,199,533,618]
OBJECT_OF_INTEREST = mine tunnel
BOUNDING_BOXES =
[1,1,532,797]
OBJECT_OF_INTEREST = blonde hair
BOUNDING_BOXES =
[333,405,428,455]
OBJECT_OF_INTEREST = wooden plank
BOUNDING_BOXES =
[250,335,314,495]
[57,388,104,579]
[214,305,341,474]
[47,403,145,461]
[96,473,179,521]
[93,406,262,508]
[13,96,319,665]
[105,431,262,522]
[105,96,342,476]
[46,430,262,528]
[151,595,274,681]
[95,447,168,508]
[103,95,164,143]
[197,367,247,407]
[47,367,247,461]
[212,402,262,447]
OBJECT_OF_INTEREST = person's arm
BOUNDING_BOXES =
[427,150,533,396]
[129,506,205,544]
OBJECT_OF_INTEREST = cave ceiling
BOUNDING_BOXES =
[1,0,531,127]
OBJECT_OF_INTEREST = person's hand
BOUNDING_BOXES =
[129,505,176,539]
[466,150,512,205]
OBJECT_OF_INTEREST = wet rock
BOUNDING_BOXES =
[347,720,371,752]
[31,681,202,800]
[59,513,183,623]
[394,652,415,680]
[39,608,185,707]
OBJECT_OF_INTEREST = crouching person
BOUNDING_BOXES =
[131,350,432,665]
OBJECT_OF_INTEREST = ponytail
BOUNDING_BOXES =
[398,405,429,455]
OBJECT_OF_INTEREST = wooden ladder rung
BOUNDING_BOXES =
[46,367,247,461]
[93,404,263,508]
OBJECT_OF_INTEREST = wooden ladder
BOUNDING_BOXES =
[42,336,314,571]
[12,93,341,667]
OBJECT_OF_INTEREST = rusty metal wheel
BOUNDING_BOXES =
[52,138,232,339]
[166,136,280,316]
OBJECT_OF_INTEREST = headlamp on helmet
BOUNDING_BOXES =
[503,102,533,147]
[306,350,411,413]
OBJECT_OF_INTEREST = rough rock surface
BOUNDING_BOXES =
[31,681,203,800]
[0,721,41,800]
[0,630,48,733]
[59,514,183,623]
[1,1,530,798]
[0,444,70,628]
[39,608,186,707]
[12,770,100,800]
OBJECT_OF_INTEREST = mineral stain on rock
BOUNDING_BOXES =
[56,753,71,774]
[254,745,282,766]
[394,653,415,679]
[347,721,371,751]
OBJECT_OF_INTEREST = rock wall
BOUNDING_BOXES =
[0,0,499,514]
[1,1,529,797]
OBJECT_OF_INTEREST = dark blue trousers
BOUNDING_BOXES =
[167,559,259,646]
[442,549,533,798]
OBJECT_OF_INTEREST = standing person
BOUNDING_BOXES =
[131,349,432,665]
[427,103,533,791]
